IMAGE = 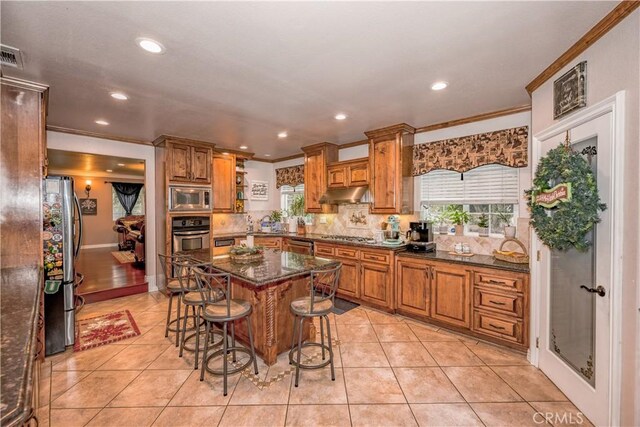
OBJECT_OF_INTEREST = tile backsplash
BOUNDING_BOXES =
[212,207,531,256]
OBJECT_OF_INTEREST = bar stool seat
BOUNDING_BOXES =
[167,277,198,291]
[204,299,251,319]
[291,297,333,315]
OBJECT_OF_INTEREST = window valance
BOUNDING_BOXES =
[412,126,529,176]
[276,165,305,188]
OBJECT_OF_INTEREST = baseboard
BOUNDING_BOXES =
[81,243,119,249]
[146,274,159,292]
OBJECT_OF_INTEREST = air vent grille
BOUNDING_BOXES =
[0,45,23,69]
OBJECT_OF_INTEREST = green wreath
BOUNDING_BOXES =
[526,145,606,252]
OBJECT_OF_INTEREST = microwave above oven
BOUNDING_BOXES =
[169,185,212,212]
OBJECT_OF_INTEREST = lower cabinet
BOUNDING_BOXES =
[254,236,282,250]
[430,264,471,328]
[360,262,393,308]
[337,257,360,299]
[396,258,430,317]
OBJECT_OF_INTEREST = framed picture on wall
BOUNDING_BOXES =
[250,180,268,201]
[79,198,97,215]
[553,61,587,119]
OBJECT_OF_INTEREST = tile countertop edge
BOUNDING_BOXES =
[396,250,530,273]
[0,266,42,427]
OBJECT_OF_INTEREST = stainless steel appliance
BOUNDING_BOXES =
[169,185,211,212]
[286,239,314,255]
[42,176,83,355]
[406,221,436,253]
[172,216,210,253]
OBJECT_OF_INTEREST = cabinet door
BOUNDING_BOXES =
[337,258,360,299]
[396,259,430,316]
[327,165,347,188]
[211,154,235,212]
[360,262,393,308]
[169,143,192,182]
[347,162,369,187]
[191,146,212,184]
[304,149,325,212]
[369,138,398,213]
[430,265,470,328]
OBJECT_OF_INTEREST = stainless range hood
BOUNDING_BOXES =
[318,186,369,205]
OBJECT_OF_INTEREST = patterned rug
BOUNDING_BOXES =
[111,251,136,264]
[74,310,140,352]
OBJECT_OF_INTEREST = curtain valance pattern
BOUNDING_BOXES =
[412,126,529,176]
[276,165,305,188]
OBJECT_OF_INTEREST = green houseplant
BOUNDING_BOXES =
[446,205,469,236]
[288,194,305,233]
[477,213,489,237]
[495,208,516,237]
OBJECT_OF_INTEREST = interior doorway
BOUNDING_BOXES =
[47,148,148,303]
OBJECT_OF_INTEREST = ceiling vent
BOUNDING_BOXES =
[0,45,24,69]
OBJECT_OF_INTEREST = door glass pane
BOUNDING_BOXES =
[549,136,597,386]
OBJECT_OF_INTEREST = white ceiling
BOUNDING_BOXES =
[2,1,614,158]
[47,149,145,178]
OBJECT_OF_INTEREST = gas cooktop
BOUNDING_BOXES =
[321,235,377,244]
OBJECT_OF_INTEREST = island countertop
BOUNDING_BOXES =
[183,248,340,286]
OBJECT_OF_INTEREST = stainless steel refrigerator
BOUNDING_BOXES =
[43,176,83,355]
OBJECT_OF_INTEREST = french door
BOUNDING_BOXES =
[537,112,613,427]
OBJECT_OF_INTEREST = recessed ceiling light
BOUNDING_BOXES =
[431,81,448,91]
[334,113,347,120]
[136,37,165,54]
[106,169,113,173]
[95,120,109,125]
[278,131,288,138]
[110,92,128,100]
[117,163,125,166]
[264,154,271,157]
[239,145,248,150]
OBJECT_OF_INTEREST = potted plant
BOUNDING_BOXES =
[477,213,490,237]
[446,205,469,236]
[269,210,283,232]
[288,194,305,234]
[496,208,516,238]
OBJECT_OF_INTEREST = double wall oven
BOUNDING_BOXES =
[171,216,210,254]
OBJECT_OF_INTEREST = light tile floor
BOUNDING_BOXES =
[36,292,592,427]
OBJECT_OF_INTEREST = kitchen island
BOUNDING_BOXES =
[184,248,340,365]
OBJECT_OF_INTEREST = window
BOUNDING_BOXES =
[420,165,519,235]
[112,186,146,220]
[280,184,304,217]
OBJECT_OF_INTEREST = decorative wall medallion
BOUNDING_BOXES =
[345,205,369,229]
[80,198,97,215]
[553,61,587,119]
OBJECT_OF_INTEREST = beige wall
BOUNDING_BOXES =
[72,175,144,247]
[531,10,639,425]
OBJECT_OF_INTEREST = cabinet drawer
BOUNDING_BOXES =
[473,310,523,344]
[255,237,281,249]
[474,271,524,293]
[315,244,335,257]
[335,246,358,259]
[474,288,523,317]
[360,250,390,265]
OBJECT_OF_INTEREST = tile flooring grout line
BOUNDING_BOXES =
[145,365,193,427]
[485,364,533,404]
[434,365,488,427]
[334,318,354,427]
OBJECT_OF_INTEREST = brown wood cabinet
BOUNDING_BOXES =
[168,141,212,184]
[327,158,369,188]
[301,143,338,213]
[212,153,235,213]
[364,124,415,214]
[255,236,282,250]
[337,258,360,299]
[396,258,430,317]
[360,262,393,308]
[430,264,471,328]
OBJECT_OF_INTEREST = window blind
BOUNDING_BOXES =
[280,184,304,194]
[420,165,519,204]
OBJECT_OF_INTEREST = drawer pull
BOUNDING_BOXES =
[489,300,506,306]
[487,279,504,285]
[489,323,506,330]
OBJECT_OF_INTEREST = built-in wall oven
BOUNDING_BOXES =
[171,216,210,254]
[169,185,211,212]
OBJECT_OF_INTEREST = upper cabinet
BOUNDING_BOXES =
[301,142,338,213]
[156,136,213,185]
[327,158,369,189]
[364,124,415,214]
[211,153,235,213]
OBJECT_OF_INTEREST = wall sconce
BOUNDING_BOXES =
[85,180,92,198]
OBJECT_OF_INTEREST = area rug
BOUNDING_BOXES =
[74,310,140,352]
[332,297,360,315]
[111,250,136,264]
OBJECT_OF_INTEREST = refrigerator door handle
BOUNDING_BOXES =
[73,193,83,258]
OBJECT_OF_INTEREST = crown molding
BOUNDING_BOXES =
[414,104,531,133]
[47,125,151,145]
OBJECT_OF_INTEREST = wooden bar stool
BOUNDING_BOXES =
[158,253,201,347]
[195,268,259,396]
[289,263,341,387]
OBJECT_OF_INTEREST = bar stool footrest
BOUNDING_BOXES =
[289,342,333,370]
[182,328,224,353]
[204,347,255,376]
[166,314,205,334]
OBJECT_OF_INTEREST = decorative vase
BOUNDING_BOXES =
[478,227,489,237]
[296,223,306,236]
[288,218,297,233]
[455,224,464,236]
[504,226,517,238]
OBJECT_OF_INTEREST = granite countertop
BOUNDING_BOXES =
[212,232,407,251]
[1,266,42,427]
[397,250,530,273]
[185,248,340,286]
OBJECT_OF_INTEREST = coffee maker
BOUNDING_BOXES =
[406,221,436,253]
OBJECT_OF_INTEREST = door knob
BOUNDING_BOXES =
[579,285,606,297]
